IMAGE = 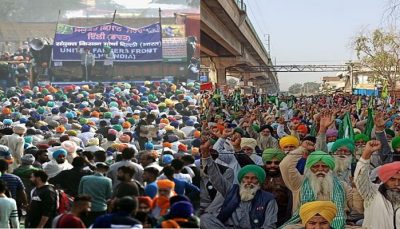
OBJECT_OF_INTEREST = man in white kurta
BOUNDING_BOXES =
[354,140,400,229]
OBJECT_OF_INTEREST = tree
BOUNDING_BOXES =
[354,29,400,96]
[302,82,320,93]
[288,83,303,94]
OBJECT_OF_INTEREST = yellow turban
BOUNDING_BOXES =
[240,138,257,150]
[279,135,300,149]
[300,201,337,225]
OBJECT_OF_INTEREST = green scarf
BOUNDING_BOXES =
[280,176,346,229]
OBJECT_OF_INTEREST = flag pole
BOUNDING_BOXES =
[49,9,61,84]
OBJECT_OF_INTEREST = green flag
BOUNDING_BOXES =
[356,97,362,113]
[338,112,355,139]
[382,83,388,99]
[363,108,374,139]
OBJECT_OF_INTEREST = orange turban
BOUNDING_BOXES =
[91,111,100,118]
[56,125,66,133]
[378,161,400,183]
[122,121,131,129]
[297,124,308,134]
[163,142,172,148]
[2,108,11,115]
[178,144,187,152]
[193,130,201,138]
[157,179,175,189]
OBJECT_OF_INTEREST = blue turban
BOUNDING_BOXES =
[144,142,154,150]
[53,149,67,158]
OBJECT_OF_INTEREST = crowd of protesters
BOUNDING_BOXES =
[199,87,400,229]
[0,81,201,228]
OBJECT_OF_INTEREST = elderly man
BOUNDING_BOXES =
[286,201,337,229]
[0,124,26,169]
[257,125,278,151]
[330,138,356,184]
[43,149,73,178]
[354,139,400,228]
[201,140,278,229]
[280,148,351,229]
[262,148,292,227]
[279,135,300,154]
[152,179,176,219]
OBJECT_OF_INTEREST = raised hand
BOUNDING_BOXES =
[319,110,335,131]
[200,140,211,158]
[362,140,381,160]
[374,111,386,132]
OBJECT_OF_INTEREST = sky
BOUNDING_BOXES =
[245,0,388,90]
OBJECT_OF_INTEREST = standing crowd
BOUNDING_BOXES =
[0,81,201,228]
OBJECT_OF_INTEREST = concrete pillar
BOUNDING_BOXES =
[216,67,226,84]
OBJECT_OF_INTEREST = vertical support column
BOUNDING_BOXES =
[216,67,226,84]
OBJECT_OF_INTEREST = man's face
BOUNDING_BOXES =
[30,174,38,186]
[241,172,259,186]
[333,147,351,159]
[117,170,126,181]
[158,188,172,198]
[264,158,280,176]
[140,155,150,167]
[138,203,151,213]
[142,171,151,182]
[385,173,400,191]
[241,146,254,156]
[305,215,330,229]
[78,201,92,217]
[282,144,297,153]
[310,162,330,178]
[261,128,271,137]
[327,136,337,143]
[355,140,366,148]
[55,154,66,164]
[39,153,49,163]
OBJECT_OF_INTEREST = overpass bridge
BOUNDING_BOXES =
[200,0,279,93]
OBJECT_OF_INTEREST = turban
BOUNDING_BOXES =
[392,136,400,150]
[13,124,27,135]
[240,138,257,150]
[53,149,67,159]
[87,138,99,146]
[259,125,273,134]
[306,151,335,170]
[122,121,131,129]
[163,142,172,148]
[113,124,122,132]
[296,124,308,134]
[108,129,118,136]
[104,112,112,119]
[162,154,174,165]
[56,125,66,133]
[386,129,395,138]
[193,130,201,138]
[331,138,355,154]
[326,129,338,137]
[300,201,337,225]
[138,196,153,207]
[66,130,77,136]
[354,133,369,142]
[161,220,180,228]
[262,148,286,163]
[24,136,33,144]
[279,135,300,149]
[61,140,77,154]
[169,201,194,218]
[3,119,12,125]
[378,161,400,183]
[81,125,90,133]
[238,164,266,184]
[234,127,245,136]
[21,154,35,165]
[178,144,188,152]
[119,134,131,143]
[157,179,175,189]
[144,142,154,150]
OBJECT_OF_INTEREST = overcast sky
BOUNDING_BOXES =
[245,0,387,90]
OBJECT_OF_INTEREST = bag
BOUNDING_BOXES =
[55,188,74,215]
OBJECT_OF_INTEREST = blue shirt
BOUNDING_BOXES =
[78,173,112,212]
[0,173,25,199]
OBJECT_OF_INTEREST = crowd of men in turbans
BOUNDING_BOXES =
[0,81,202,228]
[199,89,400,229]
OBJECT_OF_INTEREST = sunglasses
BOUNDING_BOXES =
[265,161,280,165]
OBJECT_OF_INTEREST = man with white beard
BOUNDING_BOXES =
[200,140,278,229]
[355,140,400,228]
[330,138,356,185]
[280,147,352,229]
[256,125,278,151]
